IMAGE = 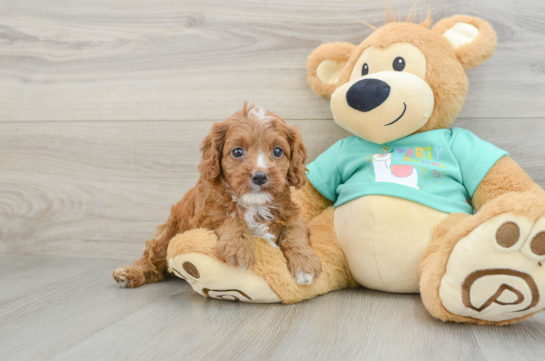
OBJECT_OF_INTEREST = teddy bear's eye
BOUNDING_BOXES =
[393,57,405,71]
[362,63,369,76]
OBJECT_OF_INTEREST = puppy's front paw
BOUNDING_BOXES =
[216,239,255,270]
[295,271,314,285]
[285,249,322,285]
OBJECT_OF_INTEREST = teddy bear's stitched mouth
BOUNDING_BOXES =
[384,103,407,126]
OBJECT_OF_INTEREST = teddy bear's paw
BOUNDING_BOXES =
[439,213,545,322]
[112,266,145,288]
[168,252,281,303]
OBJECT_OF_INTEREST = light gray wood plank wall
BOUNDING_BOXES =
[1,0,545,121]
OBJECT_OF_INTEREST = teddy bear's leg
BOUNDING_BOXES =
[167,228,281,303]
[167,208,356,303]
[420,192,545,325]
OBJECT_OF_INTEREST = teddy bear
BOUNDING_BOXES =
[166,13,545,325]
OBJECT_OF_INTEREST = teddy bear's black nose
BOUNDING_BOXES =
[346,78,390,112]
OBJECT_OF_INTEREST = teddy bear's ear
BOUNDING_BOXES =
[432,15,497,70]
[307,42,356,98]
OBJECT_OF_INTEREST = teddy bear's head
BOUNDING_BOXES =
[307,14,497,144]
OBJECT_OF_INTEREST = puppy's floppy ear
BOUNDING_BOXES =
[199,121,229,182]
[433,15,497,70]
[286,124,307,189]
[307,42,356,98]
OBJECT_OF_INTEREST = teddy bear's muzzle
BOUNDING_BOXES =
[330,71,434,144]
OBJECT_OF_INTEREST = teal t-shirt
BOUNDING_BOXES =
[307,128,508,214]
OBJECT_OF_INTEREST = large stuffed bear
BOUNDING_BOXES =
[166,14,545,325]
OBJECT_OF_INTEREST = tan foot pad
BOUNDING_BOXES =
[440,213,545,322]
[168,253,281,303]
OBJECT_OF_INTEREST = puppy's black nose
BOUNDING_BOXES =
[252,171,269,185]
[346,78,390,112]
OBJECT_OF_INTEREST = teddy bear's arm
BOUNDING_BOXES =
[471,155,541,210]
[292,178,333,221]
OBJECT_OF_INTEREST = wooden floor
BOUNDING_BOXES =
[1,255,544,361]
[1,0,545,360]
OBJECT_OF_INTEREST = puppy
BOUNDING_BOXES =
[113,103,322,288]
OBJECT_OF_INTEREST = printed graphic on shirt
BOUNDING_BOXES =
[366,146,447,191]
[372,153,419,189]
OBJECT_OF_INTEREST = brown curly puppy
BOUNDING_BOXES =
[113,103,322,288]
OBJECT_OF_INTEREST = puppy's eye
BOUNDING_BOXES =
[231,147,244,158]
[273,147,283,158]
[362,63,369,76]
[393,57,405,71]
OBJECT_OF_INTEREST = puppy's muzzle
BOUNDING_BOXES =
[252,171,269,186]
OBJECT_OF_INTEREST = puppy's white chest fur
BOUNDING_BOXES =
[237,193,279,249]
